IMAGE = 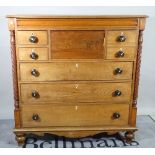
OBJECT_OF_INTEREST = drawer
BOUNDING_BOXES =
[20,82,132,103]
[18,48,49,61]
[106,46,136,60]
[21,104,129,127]
[106,30,138,46]
[17,31,48,45]
[19,62,133,81]
[51,30,105,59]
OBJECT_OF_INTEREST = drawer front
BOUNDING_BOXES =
[17,31,48,45]
[18,48,49,61]
[21,82,132,103]
[19,62,133,81]
[17,18,138,27]
[21,104,129,127]
[51,30,104,59]
[107,30,138,46]
[106,46,136,60]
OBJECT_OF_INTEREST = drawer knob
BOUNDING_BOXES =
[29,35,38,43]
[31,69,40,77]
[113,90,122,96]
[116,50,125,57]
[32,114,39,121]
[114,68,123,75]
[32,91,40,98]
[113,112,120,119]
[117,35,126,42]
[30,52,38,60]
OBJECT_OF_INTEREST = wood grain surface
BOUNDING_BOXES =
[20,82,132,103]
[19,62,133,81]
[51,30,105,59]
[21,104,129,127]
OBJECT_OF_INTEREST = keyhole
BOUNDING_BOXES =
[75,63,79,68]
[121,32,124,36]
[120,48,123,51]
[75,84,78,89]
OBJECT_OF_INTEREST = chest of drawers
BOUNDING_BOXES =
[7,15,147,145]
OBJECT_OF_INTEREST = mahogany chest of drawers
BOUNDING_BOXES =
[7,15,147,145]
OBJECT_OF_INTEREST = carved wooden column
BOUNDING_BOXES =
[130,18,145,130]
[8,18,26,146]
[10,30,19,109]
[132,17,146,108]
[8,18,21,128]
[133,30,143,107]
[125,30,144,142]
[129,30,144,129]
[126,18,146,141]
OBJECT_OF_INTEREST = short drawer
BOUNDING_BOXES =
[106,30,138,46]
[17,31,48,45]
[21,104,129,127]
[19,62,133,81]
[18,48,49,61]
[51,30,105,59]
[20,82,132,103]
[106,46,136,60]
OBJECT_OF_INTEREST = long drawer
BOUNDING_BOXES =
[20,82,131,103]
[19,62,133,81]
[21,104,129,127]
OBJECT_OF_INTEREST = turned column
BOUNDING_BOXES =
[126,18,146,142]
[8,18,26,145]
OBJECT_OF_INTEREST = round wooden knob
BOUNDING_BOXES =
[32,114,39,121]
[114,68,123,75]
[116,50,125,57]
[113,90,122,96]
[117,35,126,42]
[30,52,38,60]
[31,69,40,77]
[29,35,38,43]
[32,91,39,98]
[113,112,120,119]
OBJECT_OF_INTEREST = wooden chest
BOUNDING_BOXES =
[7,15,147,145]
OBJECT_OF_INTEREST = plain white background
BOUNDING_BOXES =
[0,6,155,119]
